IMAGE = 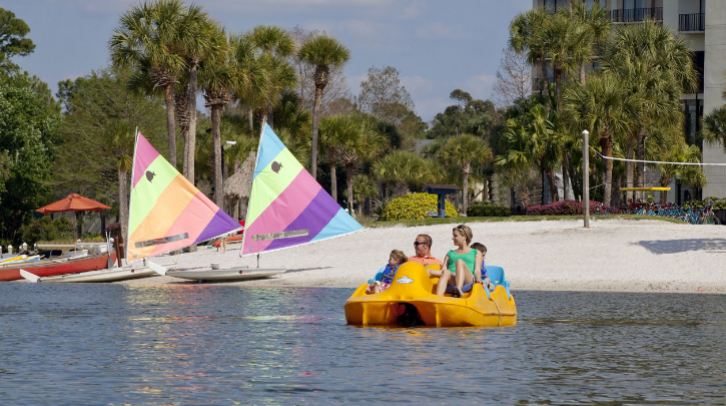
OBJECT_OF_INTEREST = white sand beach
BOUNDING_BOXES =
[120,219,726,294]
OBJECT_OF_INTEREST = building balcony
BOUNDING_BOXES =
[610,7,663,23]
[679,13,704,32]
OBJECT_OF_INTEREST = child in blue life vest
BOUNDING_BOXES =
[366,249,407,294]
[471,242,492,289]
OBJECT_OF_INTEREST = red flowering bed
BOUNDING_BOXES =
[525,200,612,215]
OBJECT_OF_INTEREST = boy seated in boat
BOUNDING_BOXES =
[366,250,407,294]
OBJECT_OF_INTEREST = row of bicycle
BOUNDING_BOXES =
[627,203,721,225]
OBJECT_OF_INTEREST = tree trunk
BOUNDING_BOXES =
[184,63,199,185]
[541,168,547,204]
[547,170,559,202]
[164,84,177,167]
[311,85,324,179]
[330,164,337,202]
[635,128,646,188]
[248,109,254,132]
[117,166,129,248]
[660,177,670,204]
[625,144,634,204]
[562,154,571,200]
[462,162,470,215]
[346,168,354,216]
[601,135,614,207]
[211,104,223,207]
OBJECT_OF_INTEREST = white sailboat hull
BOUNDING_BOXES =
[20,266,156,283]
[165,266,285,282]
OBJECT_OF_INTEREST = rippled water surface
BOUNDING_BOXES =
[0,285,724,405]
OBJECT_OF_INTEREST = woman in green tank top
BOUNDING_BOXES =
[434,224,483,297]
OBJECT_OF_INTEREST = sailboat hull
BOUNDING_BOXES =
[21,265,155,283]
[165,266,285,282]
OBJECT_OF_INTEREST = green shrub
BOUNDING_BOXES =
[467,202,511,217]
[382,193,459,221]
[19,216,75,244]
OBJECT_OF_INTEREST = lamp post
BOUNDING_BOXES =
[582,130,590,229]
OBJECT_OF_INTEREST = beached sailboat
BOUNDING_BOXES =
[3,250,116,282]
[163,123,363,282]
[21,131,242,283]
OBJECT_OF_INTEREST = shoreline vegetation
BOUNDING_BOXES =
[117,218,726,295]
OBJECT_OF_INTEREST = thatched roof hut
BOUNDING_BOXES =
[223,152,255,219]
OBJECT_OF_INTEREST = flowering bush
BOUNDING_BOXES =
[525,200,611,215]
[381,193,459,221]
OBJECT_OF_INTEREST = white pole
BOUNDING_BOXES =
[582,130,590,228]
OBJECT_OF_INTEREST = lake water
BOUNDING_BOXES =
[0,285,724,405]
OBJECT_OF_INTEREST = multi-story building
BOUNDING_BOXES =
[532,0,726,202]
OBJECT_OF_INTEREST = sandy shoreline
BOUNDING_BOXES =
[119,219,726,294]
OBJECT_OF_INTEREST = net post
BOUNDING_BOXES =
[582,130,590,229]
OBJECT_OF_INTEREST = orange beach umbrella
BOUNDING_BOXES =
[36,193,111,214]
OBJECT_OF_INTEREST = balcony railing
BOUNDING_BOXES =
[679,13,704,32]
[610,7,663,23]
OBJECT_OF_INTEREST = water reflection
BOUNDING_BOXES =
[0,286,723,404]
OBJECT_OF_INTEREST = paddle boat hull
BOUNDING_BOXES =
[344,262,516,327]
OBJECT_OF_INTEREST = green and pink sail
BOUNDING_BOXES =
[242,124,362,255]
[126,132,240,261]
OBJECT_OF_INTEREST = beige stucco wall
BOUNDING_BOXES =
[702,0,726,198]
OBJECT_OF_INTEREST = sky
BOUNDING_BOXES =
[5,0,531,122]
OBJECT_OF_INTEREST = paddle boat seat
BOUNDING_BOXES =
[484,265,512,299]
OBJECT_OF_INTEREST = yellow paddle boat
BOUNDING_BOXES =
[344,261,517,327]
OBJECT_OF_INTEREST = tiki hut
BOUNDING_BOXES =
[223,152,256,219]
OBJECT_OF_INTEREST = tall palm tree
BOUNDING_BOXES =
[110,0,186,167]
[563,72,631,206]
[242,26,297,123]
[200,28,238,207]
[603,21,697,190]
[177,6,218,185]
[298,35,350,179]
[438,134,493,214]
[509,9,548,95]
[320,115,386,211]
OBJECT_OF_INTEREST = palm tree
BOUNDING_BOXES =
[373,151,436,197]
[603,21,697,190]
[200,28,238,207]
[648,128,705,204]
[177,6,218,185]
[298,35,350,179]
[243,26,297,124]
[563,72,631,206]
[110,0,186,167]
[509,9,548,95]
[320,115,386,212]
[438,134,493,214]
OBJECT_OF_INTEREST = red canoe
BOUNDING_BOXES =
[0,252,116,282]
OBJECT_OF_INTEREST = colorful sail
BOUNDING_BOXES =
[126,132,240,261]
[242,124,362,255]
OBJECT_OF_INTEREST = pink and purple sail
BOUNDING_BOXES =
[126,132,240,261]
[242,124,362,255]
